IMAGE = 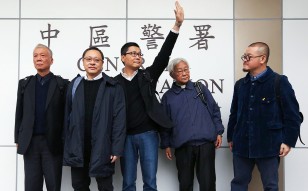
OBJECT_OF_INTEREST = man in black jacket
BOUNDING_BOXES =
[14,44,69,191]
[63,47,126,191]
[114,2,184,190]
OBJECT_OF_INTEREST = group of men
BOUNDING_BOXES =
[14,1,302,191]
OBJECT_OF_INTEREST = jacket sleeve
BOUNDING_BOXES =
[159,94,172,149]
[147,31,179,83]
[111,84,127,156]
[203,84,224,135]
[14,80,23,144]
[227,80,241,143]
[280,75,301,147]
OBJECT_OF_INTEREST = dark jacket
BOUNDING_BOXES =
[63,73,126,177]
[227,67,301,158]
[14,73,69,155]
[115,31,179,131]
[160,81,224,148]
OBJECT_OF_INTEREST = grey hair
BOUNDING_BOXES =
[34,44,53,58]
[167,57,189,77]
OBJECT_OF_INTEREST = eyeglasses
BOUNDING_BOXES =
[83,57,102,63]
[241,54,264,62]
[125,52,143,57]
[175,68,190,75]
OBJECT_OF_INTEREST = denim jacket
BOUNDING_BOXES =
[227,67,301,158]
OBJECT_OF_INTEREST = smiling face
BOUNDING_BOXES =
[83,49,104,79]
[33,47,53,76]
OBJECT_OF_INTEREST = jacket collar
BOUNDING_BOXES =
[170,80,194,94]
[243,66,274,84]
[36,72,53,84]
[101,72,117,86]
[75,72,117,86]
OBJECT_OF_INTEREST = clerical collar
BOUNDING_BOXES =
[175,83,186,89]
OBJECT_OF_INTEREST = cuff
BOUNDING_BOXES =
[171,29,179,34]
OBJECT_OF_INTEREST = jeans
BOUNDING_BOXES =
[231,154,280,191]
[121,130,158,191]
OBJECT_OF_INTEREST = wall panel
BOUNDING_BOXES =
[0,0,307,190]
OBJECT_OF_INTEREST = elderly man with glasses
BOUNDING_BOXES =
[160,57,224,191]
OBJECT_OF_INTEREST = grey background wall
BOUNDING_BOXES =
[0,0,307,190]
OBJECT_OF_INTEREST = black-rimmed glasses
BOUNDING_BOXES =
[125,52,143,57]
[241,54,264,62]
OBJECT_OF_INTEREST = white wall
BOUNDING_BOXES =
[0,0,307,190]
[283,0,308,190]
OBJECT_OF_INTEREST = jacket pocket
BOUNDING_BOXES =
[260,97,276,104]
[260,97,277,119]
[267,121,282,130]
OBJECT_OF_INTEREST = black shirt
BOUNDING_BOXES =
[122,75,156,135]
[83,78,103,153]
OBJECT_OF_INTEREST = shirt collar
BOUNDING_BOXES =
[120,68,138,81]
[250,68,268,81]
[36,72,53,84]
[84,73,103,81]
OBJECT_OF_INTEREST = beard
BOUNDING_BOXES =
[242,68,249,73]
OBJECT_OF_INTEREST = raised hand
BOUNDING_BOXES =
[173,1,184,31]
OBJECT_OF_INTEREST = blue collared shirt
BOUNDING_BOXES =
[250,68,268,81]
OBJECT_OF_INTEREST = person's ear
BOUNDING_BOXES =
[121,55,125,63]
[261,55,267,64]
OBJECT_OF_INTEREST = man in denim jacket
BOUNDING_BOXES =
[227,42,301,191]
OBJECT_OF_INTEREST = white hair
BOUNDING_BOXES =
[34,43,53,58]
[167,57,189,77]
